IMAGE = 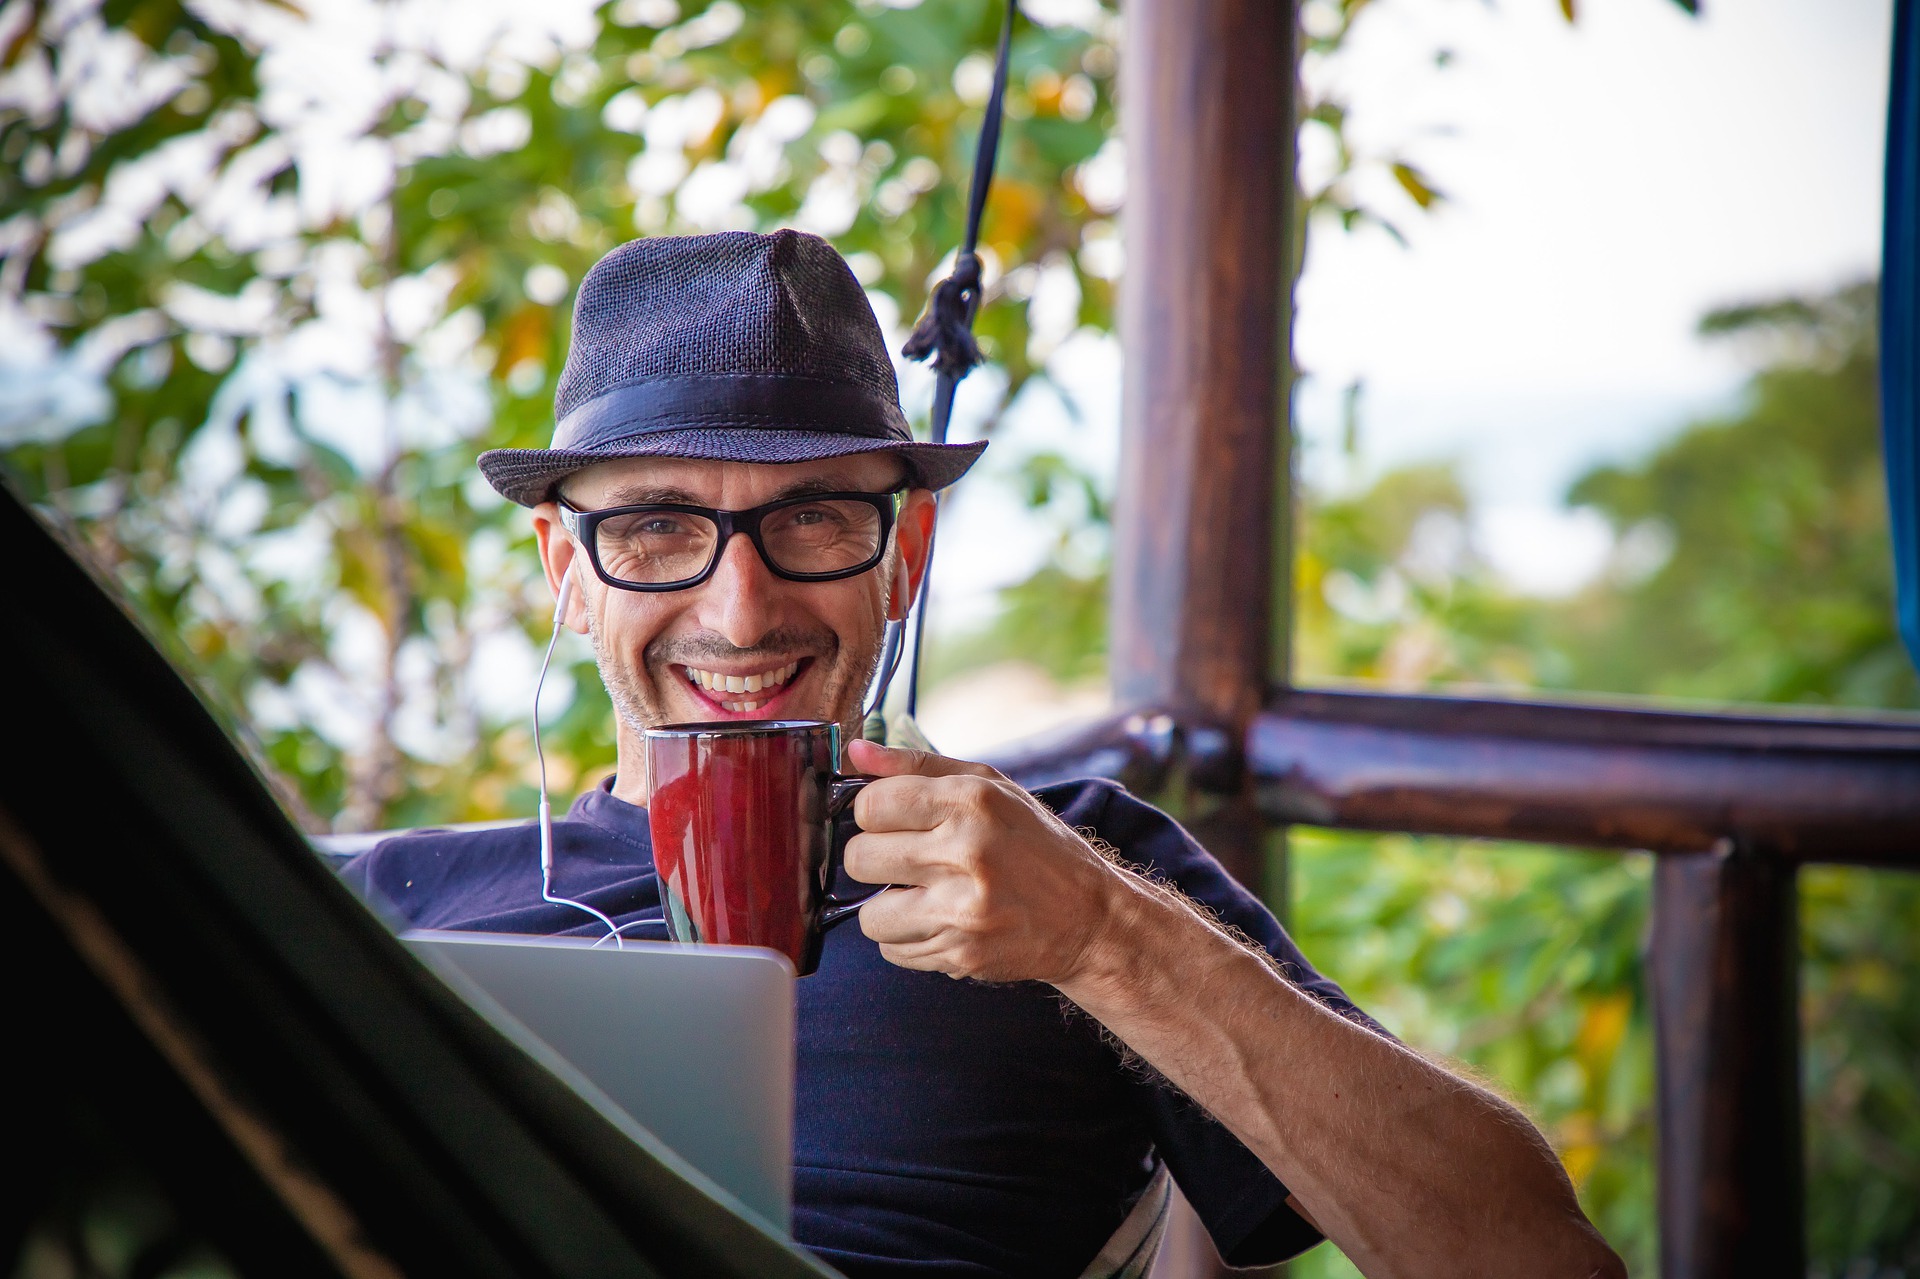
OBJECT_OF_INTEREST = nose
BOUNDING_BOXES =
[702,531,784,649]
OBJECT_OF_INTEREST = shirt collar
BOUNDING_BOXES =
[567,776,654,859]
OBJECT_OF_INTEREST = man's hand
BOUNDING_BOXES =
[841,738,1126,984]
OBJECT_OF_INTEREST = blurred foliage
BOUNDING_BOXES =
[0,0,1122,831]
[1801,864,1920,1272]
[1285,837,1657,1276]
[1298,0,1451,245]
[1294,461,1562,691]
[1290,281,1917,712]
[928,446,1110,684]
[1561,281,1916,709]
[3,0,1911,1274]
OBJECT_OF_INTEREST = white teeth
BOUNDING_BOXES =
[720,698,764,713]
[683,661,801,701]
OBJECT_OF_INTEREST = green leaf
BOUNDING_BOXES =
[1391,161,1442,209]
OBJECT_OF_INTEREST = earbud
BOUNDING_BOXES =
[553,570,574,626]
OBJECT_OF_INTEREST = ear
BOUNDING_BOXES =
[886,487,938,623]
[531,502,589,633]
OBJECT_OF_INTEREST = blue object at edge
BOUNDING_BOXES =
[1886,0,1920,669]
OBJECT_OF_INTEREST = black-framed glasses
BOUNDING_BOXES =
[558,488,904,592]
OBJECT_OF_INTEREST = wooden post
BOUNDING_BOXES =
[1650,841,1804,1277]
[1116,0,1296,1273]
[1112,0,1296,744]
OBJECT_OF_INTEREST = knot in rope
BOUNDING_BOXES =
[902,251,985,381]
[892,0,1018,720]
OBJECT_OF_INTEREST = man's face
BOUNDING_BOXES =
[532,453,935,739]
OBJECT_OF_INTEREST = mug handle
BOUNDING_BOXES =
[821,776,890,929]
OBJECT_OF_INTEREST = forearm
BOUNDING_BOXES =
[837,743,1619,1274]
[1055,871,1622,1279]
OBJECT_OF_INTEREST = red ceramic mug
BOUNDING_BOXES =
[643,719,880,977]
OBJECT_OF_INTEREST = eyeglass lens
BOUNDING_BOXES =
[594,498,887,585]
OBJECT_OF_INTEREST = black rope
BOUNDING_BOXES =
[899,0,1018,720]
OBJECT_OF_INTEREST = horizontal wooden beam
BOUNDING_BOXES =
[987,711,1181,795]
[1249,689,1920,864]
[983,691,1920,868]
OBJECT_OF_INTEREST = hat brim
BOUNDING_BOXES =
[478,427,987,508]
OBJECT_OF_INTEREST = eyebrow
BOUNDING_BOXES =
[596,485,702,506]
[593,475,883,508]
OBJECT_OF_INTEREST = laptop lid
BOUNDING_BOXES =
[404,932,795,1230]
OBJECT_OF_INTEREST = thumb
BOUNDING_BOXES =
[847,736,995,780]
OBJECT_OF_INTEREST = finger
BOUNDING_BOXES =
[847,737,999,781]
[876,941,963,977]
[851,773,984,834]
[842,829,950,887]
[854,886,940,946]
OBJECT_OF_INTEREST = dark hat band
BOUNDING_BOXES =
[556,373,911,450]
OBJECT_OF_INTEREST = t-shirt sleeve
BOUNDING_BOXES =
[338,828,510,928]
[336,837,425,928]
[1042,779,1386,1268]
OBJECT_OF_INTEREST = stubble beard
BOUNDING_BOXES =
[581,598,891,743]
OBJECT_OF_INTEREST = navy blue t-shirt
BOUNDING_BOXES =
[342,777,1371,1277]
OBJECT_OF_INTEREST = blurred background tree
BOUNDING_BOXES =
[0,0,1120,832]
[2,0,1913,1274]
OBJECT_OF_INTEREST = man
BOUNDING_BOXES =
[345,230,1623,1279]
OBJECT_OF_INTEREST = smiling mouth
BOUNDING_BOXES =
[679,659,804,713]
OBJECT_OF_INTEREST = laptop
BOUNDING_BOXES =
[403,931,795,1229]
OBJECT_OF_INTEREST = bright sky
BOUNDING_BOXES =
[1295,0,1894,591]
[928,0,1894,644]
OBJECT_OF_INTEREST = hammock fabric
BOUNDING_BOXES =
[1888,0,1920,670]
[0,485,837,1278]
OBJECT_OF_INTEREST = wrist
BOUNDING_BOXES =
[1055,860,1173,1000]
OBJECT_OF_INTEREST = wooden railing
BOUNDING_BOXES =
[989,696,1920,1277]
[998,694,1920,867]
[1104,0,1920,1273]
[1251,689,1920,864]
[1257,691,1919,1277]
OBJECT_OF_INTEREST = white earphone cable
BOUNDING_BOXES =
[535,570,623,947]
